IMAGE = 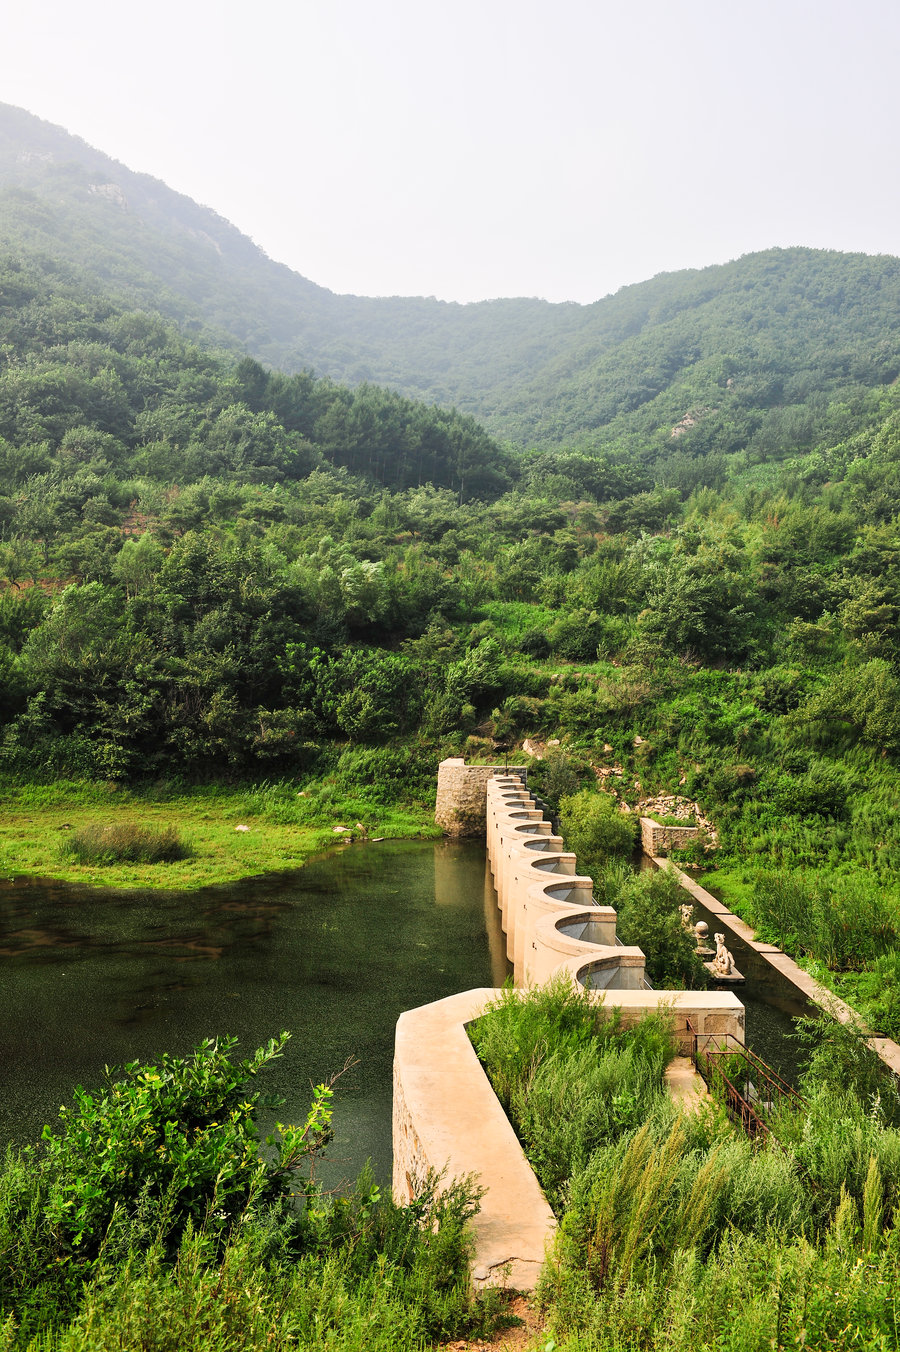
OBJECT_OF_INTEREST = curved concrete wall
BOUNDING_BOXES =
[392,988,557,1289]
[391,764,746,1291]
[486,774,647,989]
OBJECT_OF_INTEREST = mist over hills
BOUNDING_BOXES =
[2,101,900,459]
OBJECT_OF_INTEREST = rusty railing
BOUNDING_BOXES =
[683,1020,804,1142]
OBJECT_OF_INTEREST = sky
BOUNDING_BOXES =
[2,0,899,305]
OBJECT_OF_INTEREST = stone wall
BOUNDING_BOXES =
[640,817,700,854]
[434,758,525,837]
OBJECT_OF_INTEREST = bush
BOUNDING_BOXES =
[558,788,637,872]
[0,1040,497,1351]
[614,868,710,989]
[772,762,850,820]
[519,627,550,658]
[61,822,192,864]
[707,762,757,804]
[0,1033,334,1340]
[530,749,582,806]
[547,609,605,662]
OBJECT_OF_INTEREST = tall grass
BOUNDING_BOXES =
[0,1173,502,1352]
[469,980,677,1212]
[61,823,192,865]
[751,870,900,969]
[470,986,900,1351]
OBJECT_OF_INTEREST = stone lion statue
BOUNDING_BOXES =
[711,932,736,976]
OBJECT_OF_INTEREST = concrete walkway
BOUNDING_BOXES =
[393,989,557,1290]
[664,1055,710,1113]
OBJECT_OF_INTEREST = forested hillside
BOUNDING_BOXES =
[5,99,900,1036]
[7,97,900,1352]
[5,233,900,1026]
[3,104,900,452]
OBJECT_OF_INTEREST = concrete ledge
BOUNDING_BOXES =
[392,988,557,1290]
[656,859,900,1076]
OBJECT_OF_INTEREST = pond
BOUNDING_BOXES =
[0,839,508,1186]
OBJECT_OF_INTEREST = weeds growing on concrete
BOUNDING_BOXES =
[470,984,900,1350]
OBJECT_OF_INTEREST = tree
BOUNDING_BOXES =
[558,789,636,874]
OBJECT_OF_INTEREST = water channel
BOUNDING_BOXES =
[687,890,813,1086]
[0,839,812,1190]
[0,839,508,1186]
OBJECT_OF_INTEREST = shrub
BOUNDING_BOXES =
[61,822,192,865]
[519,627,550,658]
[772,762,850,820]
[558,788,637,871]
[707,762,757,804]
[531,748,582,806]
[614,868,710,989]
[0,1033,335,1338]
[547,609,605,662]
[0,1042,496,1351]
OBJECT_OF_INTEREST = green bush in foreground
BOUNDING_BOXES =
[0,1038,501,1351]
[61,822,192,865]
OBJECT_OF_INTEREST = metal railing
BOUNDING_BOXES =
[683,1020,804,1142]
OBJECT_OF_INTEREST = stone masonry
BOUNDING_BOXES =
[639,817,701,854]
[434,758,526,837]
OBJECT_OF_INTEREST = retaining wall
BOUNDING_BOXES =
[393,989,557,1289]
[640,816,700,854]
[658,858,900,1076]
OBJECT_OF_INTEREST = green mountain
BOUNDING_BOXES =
[3,103,900,455]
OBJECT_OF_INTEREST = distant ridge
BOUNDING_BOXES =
[1,102,900,451]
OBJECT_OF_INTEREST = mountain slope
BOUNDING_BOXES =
[2,103,900,455]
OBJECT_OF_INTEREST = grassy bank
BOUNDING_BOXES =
[0,778,440,891]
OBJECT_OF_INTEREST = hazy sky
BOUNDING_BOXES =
[2,0,899,304]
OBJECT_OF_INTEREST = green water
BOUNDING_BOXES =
[0,839,507,1184]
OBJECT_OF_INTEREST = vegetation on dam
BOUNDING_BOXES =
[473,982,900,1351]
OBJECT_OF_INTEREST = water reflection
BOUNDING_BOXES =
[0,840,499,1184]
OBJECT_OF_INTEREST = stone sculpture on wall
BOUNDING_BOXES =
[711,933,736,977]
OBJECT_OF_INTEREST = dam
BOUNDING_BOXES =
[392,761,745,1287]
